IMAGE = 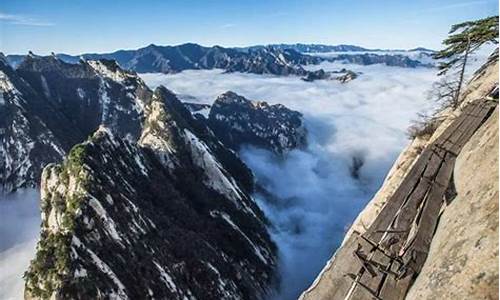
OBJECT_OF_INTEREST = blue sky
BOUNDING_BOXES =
[1,0,498,55]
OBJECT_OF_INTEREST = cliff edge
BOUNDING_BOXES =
[300,50,498,300]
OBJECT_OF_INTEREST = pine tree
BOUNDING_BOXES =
[433,16,498,107]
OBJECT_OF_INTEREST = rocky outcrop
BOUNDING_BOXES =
[300,49,498,299]
[24,86,277,299]
[335,70,358,83]
[0,58,65,192]
[0,55,152,192]
[208,91,307,155]
[301,69,358,83]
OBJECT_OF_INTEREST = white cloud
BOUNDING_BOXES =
[220,23,236,29]
[0,189,40,300]
[0,12,54,27]
[141,63,439,299]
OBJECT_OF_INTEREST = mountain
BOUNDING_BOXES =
[241,44,435,54]
[6,43,432,79]
[0,54,152,192]
[65,44,320,76]
[16,58,279,299]
[241,44,370,53]
[0,55,65,192]
[331,53,430,67]
[301,69,358,83]
[208,91,307,155]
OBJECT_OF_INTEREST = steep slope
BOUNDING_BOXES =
[300,50,498,299]
[0,57,65,192]
[406,105,498,300]
[25,85,278,299]
[208,91,307,155]
[0,55,153,192]
[17,55,151,143]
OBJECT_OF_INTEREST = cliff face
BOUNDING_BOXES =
[1,55,152,192]
[25,107,277,300]
[406,105,498,300]
[22,59,279,299]
[208,91,307,156]
[300,50,499,299]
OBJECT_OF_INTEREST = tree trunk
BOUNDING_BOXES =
[454,36,471,108]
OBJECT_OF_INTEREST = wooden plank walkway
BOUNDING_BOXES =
[326,99,497,300]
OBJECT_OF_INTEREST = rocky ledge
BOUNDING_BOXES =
[208,91,307,155]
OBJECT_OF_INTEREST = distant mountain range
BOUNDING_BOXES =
[4,43,435,77]
[237,43,435,53]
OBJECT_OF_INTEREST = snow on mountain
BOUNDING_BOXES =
[208,91,307,155]
[5,57,279,299]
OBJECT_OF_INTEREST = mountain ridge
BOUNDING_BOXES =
[4,43,433,74]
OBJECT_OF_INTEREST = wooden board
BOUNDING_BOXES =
[378,261,414,300]
[401,153,456,274]
[379,176,431,255]
[432,102,477,145]
[349,249,391,300]
[304,233,365,299]
[364,149,433,243]
[449,104,496,155]
[321,100,498,300]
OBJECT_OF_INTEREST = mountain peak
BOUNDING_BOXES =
[209,92,307,155]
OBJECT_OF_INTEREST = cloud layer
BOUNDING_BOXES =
[141,64,437,299]
[0,189,40,300]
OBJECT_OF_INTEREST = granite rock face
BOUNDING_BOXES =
[24,86,277,300]
[208,91,307,155]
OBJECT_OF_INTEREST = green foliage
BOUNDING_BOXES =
[434,16,498,75]
[67,144,87,173]
[24,233,72,298]
[25,143,91,298]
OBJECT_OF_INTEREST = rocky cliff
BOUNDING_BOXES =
[1,55,152,192]
[24,85,278,300]
[208,91,307,155]
[0,54,284,299]
[300,49,498,299]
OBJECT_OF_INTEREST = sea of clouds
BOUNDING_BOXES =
[0,189,40,300]
[0,46,494,299]
[141,62,438,299]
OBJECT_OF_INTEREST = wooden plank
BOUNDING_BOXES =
[379,176,432,255]
[401,153,455,274]
[364,149,433,243]
[432,102,478,145]
[421,147,445,179]
[378,261,414,300]
[439,102,484,150]
[350,249,391,300]
[445,101,494,155]
[441,104,483,150]
[303,233,365,299]
[449,104,496,155]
